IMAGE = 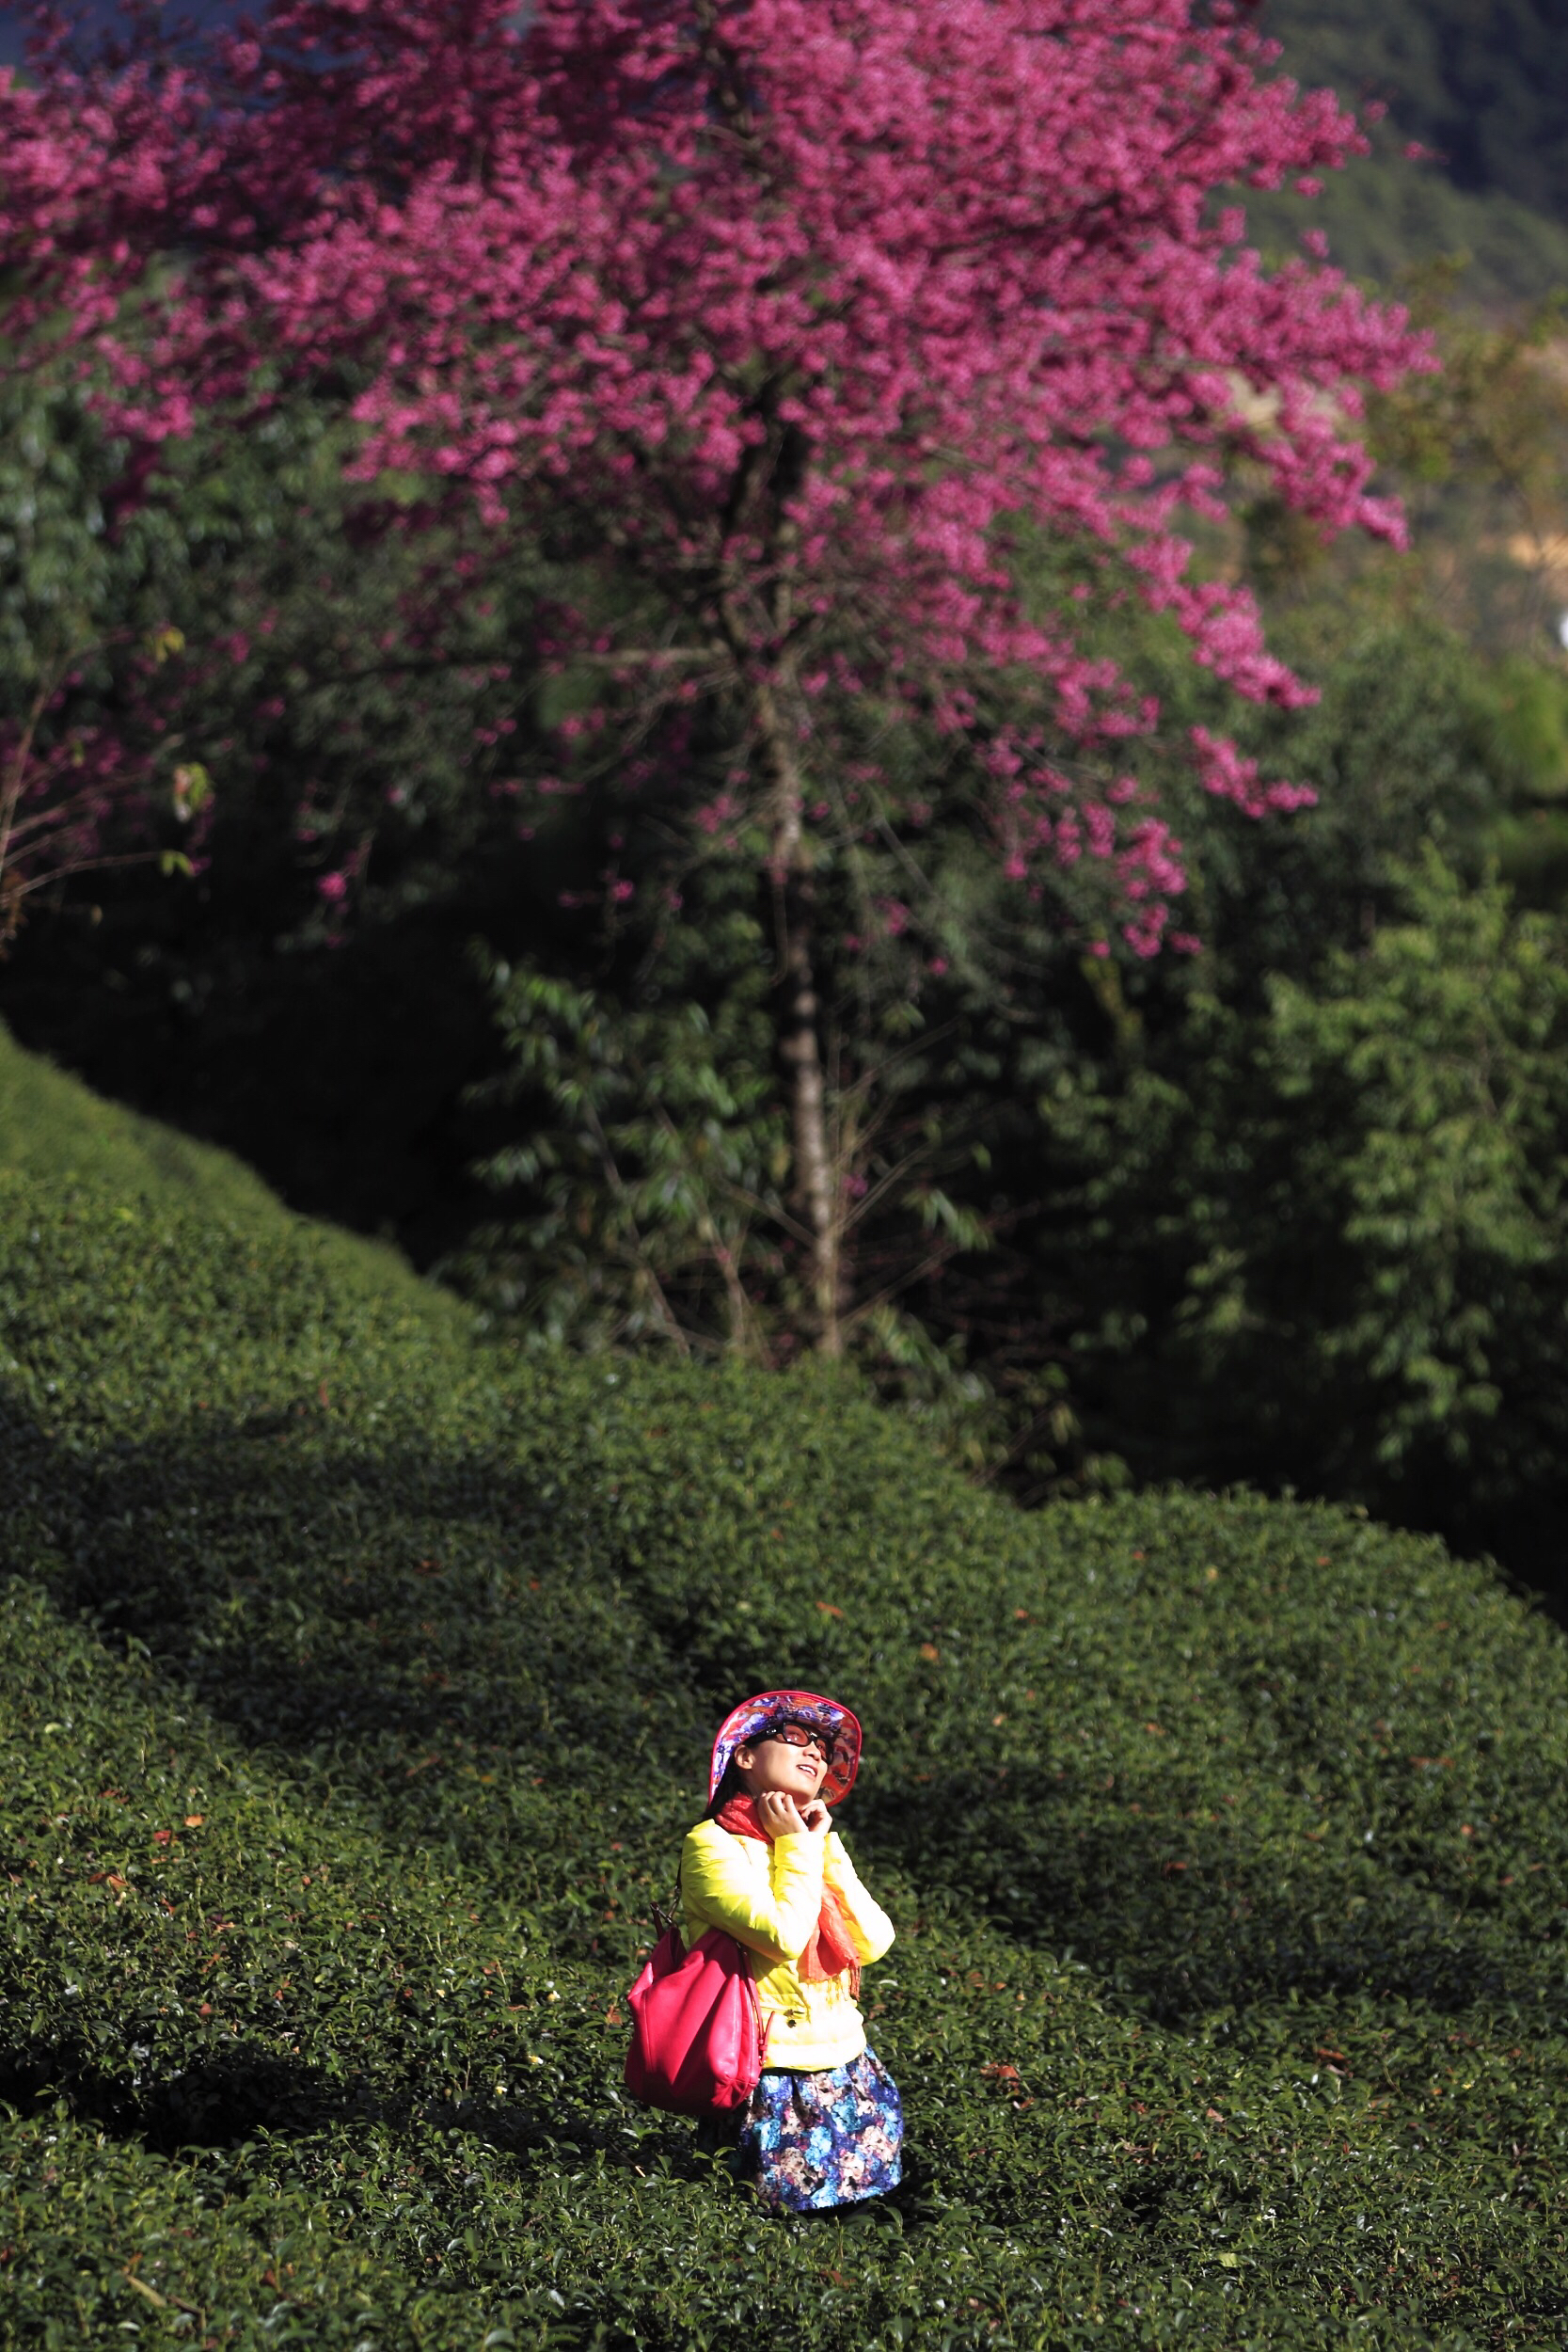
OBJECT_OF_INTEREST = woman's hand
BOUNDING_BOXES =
[755,1790,830,1840]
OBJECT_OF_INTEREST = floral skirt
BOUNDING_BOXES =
[733,2047,903,2214]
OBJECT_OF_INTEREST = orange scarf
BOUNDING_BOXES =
[716,1794,861,1992]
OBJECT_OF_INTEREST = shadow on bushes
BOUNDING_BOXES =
[10,1408,682,1763]
[858,1766,1517,2025]
[426,2088,674,2173]
[0,2035,355,2155]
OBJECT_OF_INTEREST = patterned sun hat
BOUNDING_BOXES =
[708,1689,863,1807]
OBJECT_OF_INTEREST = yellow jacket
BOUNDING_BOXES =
[679,1820,895,2073]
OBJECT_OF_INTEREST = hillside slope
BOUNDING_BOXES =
[1264,0,1568,226]
[0,1018,456,1326]
[1253,0,1568,302]
[2,1025,1565,2347]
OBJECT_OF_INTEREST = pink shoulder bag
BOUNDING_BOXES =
[624,1911,769,2116]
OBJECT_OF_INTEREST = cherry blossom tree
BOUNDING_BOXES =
[0,0,1431,1347]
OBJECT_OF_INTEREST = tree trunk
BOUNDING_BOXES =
[751,672,844,1358]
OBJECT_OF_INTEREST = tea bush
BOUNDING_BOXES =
[2,1025,1566,2347]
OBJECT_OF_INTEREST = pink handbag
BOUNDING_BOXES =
[624,1923,769,2116]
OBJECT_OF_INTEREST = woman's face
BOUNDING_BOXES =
[734,1724,832,1802]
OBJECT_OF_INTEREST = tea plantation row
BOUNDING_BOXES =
[1,1025,1565,2347]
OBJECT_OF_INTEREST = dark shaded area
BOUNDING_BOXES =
[0,0,231,68]
[0,882,517,1270]
[4,1409,645,1759]
[0,2035,352,2154]
[856,1765,1528,2028]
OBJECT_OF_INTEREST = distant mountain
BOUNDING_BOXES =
[1248,0,1568,302]
[1263,0,1567,224]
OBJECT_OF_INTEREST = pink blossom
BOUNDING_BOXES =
[0,0,1428,958]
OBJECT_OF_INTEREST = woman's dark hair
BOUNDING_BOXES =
[705,1758,748,1820]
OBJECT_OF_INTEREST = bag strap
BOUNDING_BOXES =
[651,1854,686,1939]
[653,1849,760,1994]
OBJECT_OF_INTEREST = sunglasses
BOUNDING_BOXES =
[760,1719,834,1761]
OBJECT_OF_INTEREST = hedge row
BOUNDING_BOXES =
[1,1031,1565,2345]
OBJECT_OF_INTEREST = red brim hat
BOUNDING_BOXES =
[708,1689,862,1807]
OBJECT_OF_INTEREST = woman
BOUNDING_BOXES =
[679,1687,902,2215]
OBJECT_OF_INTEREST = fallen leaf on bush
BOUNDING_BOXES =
[919,1643,940,1661]
[183,1814,205,1827]
[981,2062,1020,2083]
[816,1601,844,1617]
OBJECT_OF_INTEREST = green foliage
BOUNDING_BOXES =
[0,374,116,691]
[1,1039,1566,2344]
[1357,288,1568,669]
[459,939,995,1371]
[1036,849,1568,1550]
[1242,154,1568,311]
[1263,852,1568,1473]
[461,950,785,1354]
